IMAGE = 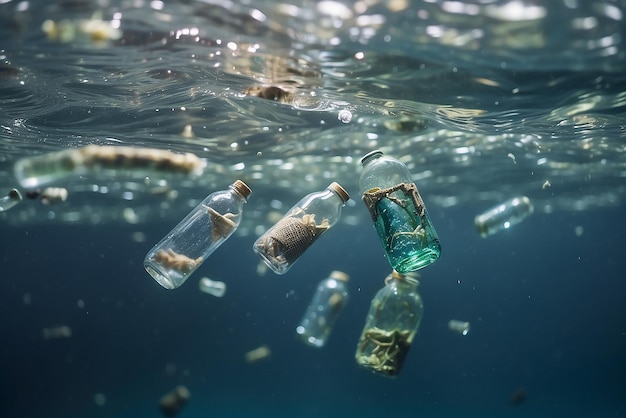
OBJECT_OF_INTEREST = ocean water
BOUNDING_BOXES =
[1,0,625,417]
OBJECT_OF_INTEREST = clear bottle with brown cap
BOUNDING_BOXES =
[355,270,423,377]
[296,270,350,347]
[253,182,350,274]
[144,180,251,289]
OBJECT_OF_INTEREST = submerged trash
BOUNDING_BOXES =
[144,180,251,289]
[42,325,72,339]
[0,188,22,212]
[13,144,206,188]
[296,270,349,348]
[253,182,349,274]
[159,385,190,418]
[474,196,534,238]
[40,187,69,205]
[198,277,227,297]
[448,319,471,336]
[42,13,122,44]
[360,150,441,273]
[244,345,271,363]
[355,271,423,377]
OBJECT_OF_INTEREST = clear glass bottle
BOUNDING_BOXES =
[355,270,423,377]
[296,270,350,347]
[253,182,349,274]
[359,150,441,273]
[144,180,251,289]
[474,196,534,238]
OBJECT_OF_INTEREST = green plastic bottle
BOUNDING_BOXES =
[359,150,441,272]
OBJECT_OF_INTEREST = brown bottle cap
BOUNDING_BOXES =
[231,180,252,198]
[327,182,349,203]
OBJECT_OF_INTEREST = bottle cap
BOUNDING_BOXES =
[231,180,252,199]
[327,182,350,203]
[385,270,420,286]
[329,270,349,282]
[360,149,383,165]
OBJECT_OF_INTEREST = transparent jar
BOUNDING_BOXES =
[144,180,251,289]
[474,196,534,238]
[253,182,349,274]
[359,150,441,273]
[355,270,423,377]
[296,270,350,348]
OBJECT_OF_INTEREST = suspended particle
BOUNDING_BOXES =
[338,109,352,123]
[448,319,470,336]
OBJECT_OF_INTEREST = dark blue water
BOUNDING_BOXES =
[1,203,624,418]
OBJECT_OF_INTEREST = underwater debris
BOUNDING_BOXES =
[244,345,271,363]
[14,145,206,188]
[198,277,227,297]
[0,188,22,212]
[474,196,534,238]
[448,319,471,336]
[159,385,190,418]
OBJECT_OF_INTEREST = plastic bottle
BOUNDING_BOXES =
[296,270,350,347]
[359,150,441,273]
[474,196,533,238]
[144,180,251,289]
[355,270,423,377]
[0,188,22,212]
[253,182,349,274]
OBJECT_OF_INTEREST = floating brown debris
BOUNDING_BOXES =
[14,144,206,188]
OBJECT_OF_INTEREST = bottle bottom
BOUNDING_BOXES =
[390,248,441,273]
[145,262,183,289]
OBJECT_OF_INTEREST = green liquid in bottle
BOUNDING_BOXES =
[364,183,441,272]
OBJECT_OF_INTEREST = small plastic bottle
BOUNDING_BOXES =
[296,270,350,348]
[144,180,251,289]
[355,270,423,377]
[359,150,441,273]
[474,196,534,238]
[253,182,349,274]
[0,188,22,212]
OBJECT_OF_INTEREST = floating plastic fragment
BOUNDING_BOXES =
[42,325,72,339]
[474,196,534,238]
[159,386,190,418]
[40,187,68,205]
[13,145,206,188]
[0,188,22,212]
[448,319,471,336]
[244,345,271,363]
[198,277,227,297]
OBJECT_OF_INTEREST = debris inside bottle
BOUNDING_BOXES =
[42,325,72,339]
[153,249,203,274]
[255,209,329,268]
[356,327,412,377]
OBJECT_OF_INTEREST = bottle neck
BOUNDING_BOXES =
[360,150,383,167]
